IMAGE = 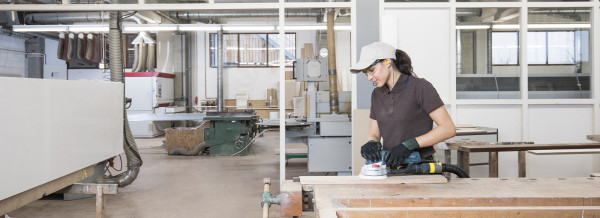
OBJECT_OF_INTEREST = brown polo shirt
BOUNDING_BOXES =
[370,73,444,158]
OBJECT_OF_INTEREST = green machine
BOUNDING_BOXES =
[203,111,260,156]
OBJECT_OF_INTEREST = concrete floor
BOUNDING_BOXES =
[8,130,314,218]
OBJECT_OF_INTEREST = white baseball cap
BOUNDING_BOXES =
[350,42,396,74]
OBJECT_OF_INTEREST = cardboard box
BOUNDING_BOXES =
[285,80,297,109]
[267,88,278,108]
[285,71,294,80]
[165,127,205,152]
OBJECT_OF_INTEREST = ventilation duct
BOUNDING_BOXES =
[169,9,349,21]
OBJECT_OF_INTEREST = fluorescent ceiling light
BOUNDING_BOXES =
[69,25,109,33]
[528,24,591,29]
[178,25,221,31]
[455,25,490,30]
[279,25,351,31]
[123,24,178,32]
[12,25,68,32]
[222,26,276,31]
[492,24,520,30]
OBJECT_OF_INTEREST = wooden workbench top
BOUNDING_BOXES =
[313,177,600,217]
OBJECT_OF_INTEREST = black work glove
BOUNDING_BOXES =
[360,140,382,162]
[384,138,420,168]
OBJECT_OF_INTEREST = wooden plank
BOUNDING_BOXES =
[285,71,294,80]
[300,175,447,185]
[339,197,600,207]
[285,80,297,109]
[528,149,600,155]
[334,207,600,218]
[312,178,600,218]
[280,180,302,217]
[351,109,371,176]
[459,143,600,152]
[0,165,94,215]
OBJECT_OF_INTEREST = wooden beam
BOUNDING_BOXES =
[337,197,600,207]
[0,166,94,215]
[334,207,600,218]
[459,143,600,152]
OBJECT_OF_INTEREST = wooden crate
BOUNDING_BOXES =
[165,127,205,152]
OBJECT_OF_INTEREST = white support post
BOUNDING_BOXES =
[592,1,600,173]
[593,3,600,135]
[278,2,286,187]
[450,1,457,121]
[520,2,529,142]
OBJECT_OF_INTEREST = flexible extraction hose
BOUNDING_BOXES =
[66,33,74,60]
[85,34,94,61]
[131,43,139,71]
[77,33,86,61]
[168,142,206,156]
[134,39,147,72]
[442,163,470,178]
[57,33,65,59]
[146,43,155,72]
[97,6,143,188]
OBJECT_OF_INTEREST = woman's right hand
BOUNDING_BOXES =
[360,140,382,162]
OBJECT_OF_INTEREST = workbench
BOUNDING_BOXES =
[457,143,600,178]
[299,177,600,217]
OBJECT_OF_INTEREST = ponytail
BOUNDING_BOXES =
[393,49,414,76]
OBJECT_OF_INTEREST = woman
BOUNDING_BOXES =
[350,42,456,168]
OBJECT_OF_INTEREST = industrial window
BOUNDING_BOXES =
[492,32,519,65]
[210,33,296,67]
[493,31,584,65]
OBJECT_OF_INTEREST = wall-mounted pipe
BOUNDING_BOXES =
[326,10,339,114]
[217,29,224,112]
[185,32,192,114]
[25,12,144,24]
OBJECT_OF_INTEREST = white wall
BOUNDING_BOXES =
[0,35,26,78]
[383,8,451,102]
[157,31,183,99]
[43,38,68,80]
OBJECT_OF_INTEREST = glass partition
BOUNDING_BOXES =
[527,8,591,99]
[456,8,521,99]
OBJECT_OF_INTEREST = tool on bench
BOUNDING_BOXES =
[359,150,470,179]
